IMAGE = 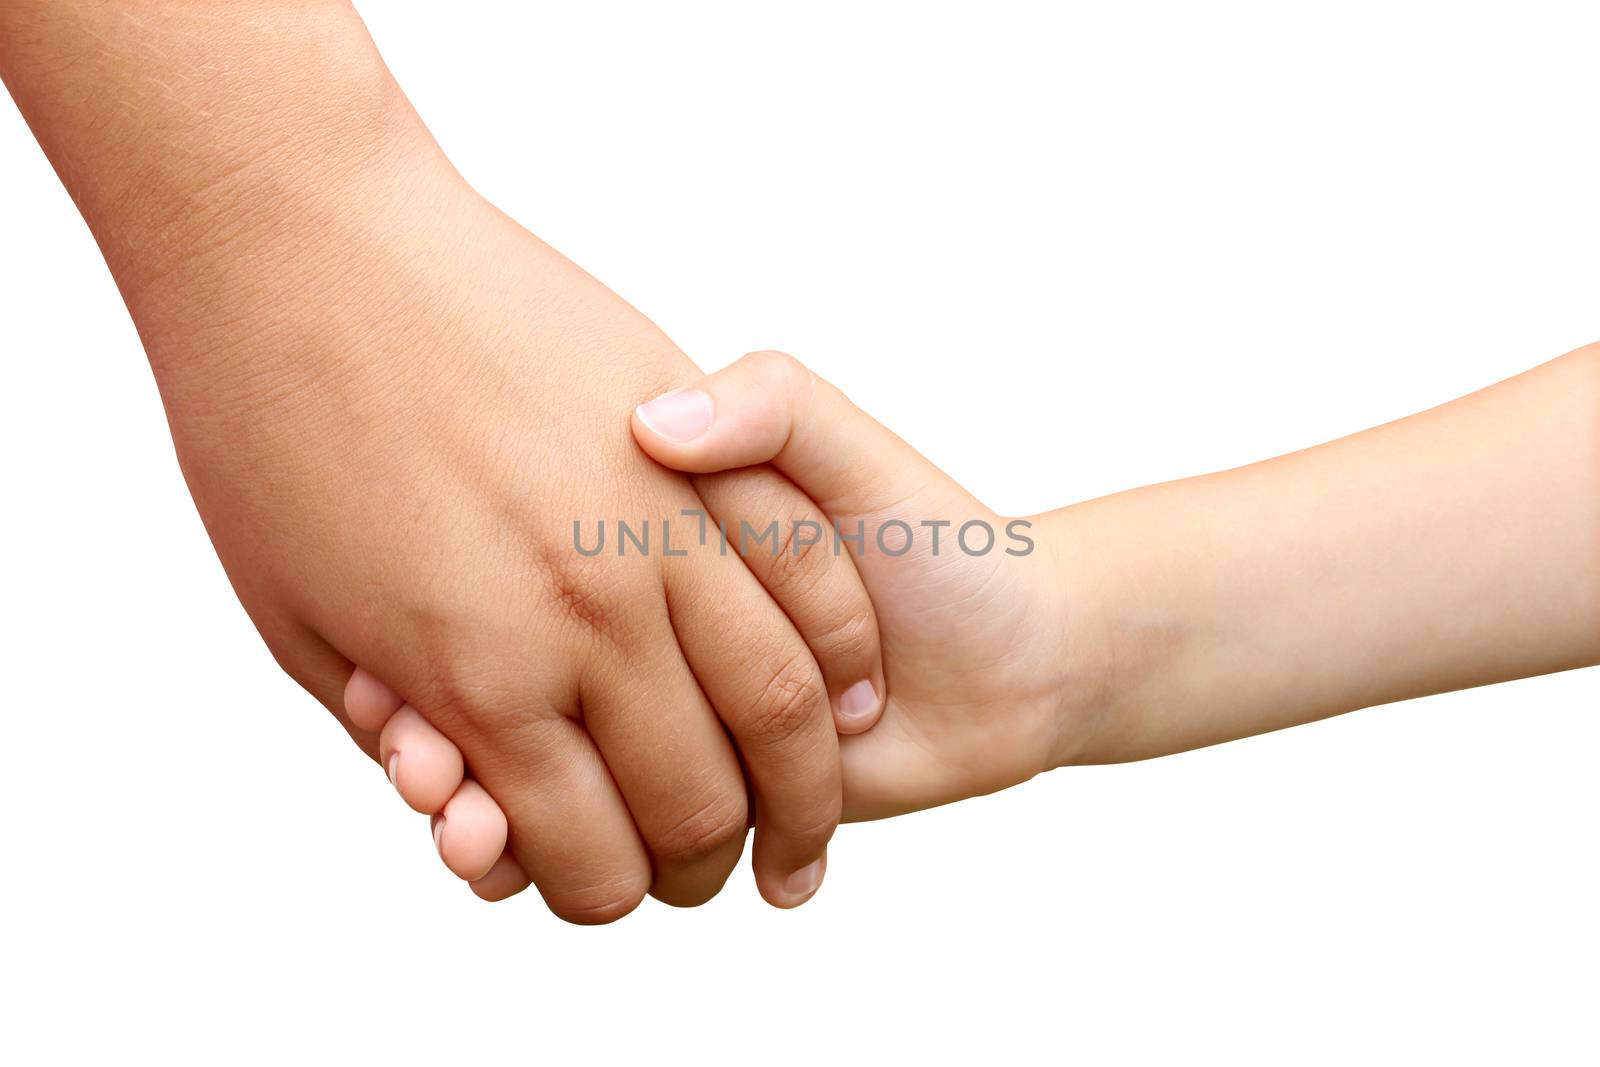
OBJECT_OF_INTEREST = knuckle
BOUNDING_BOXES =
[546,871,650,926]
[746,648,828,747]
[529,544,640,652]
[812,605,877,668]
[762,510,831,597]
[652,787,749,865]
[382,603,520,730]
[414,655,501,729]
[782,804,842,854]
[553,575,614,637]
[408,646,565,742]
[743,348,808,391]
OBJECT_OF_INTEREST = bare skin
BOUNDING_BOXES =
[0,2,892,917]
[7,2,1594,907]
[373,344,1598,871]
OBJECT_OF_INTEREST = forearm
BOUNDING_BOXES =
[0,1,450,337]
[1056,344,1600,765]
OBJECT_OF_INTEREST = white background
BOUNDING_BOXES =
[2,2,1595,1063]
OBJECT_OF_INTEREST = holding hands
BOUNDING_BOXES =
[5,0,1594,923]
[350,348,1096,905]
[352,342,1600,910]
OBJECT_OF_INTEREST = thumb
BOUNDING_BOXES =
[630,350,966,521]
[631,350,969,522]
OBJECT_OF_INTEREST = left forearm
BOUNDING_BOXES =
[0,1,444,323]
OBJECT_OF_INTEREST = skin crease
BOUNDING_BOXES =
[0,2,898,917]
[363,343,1598,884]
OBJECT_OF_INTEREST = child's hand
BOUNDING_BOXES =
[631,351,1096,819]
[628,345,1600,816]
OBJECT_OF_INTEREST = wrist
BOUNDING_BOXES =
[1038,495,1190,770]
[1038,506,1117,770]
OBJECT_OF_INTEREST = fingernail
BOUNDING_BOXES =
[431,813,446,853]
[784,858,824,901]
[636,388,713,442]
[837,679,879,723]
[386,751,400,790]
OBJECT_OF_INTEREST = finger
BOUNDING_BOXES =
[347,666,512,880]
[377,705,466,815]
[464,711,652,924]
[578,610,750,906]
[470,850,532,902]
[337,638,652,924]
[433,778,508,882]
[691,464,886,733]
[633,349,977,523]
[344,666,405,732]
[664,548,839,909]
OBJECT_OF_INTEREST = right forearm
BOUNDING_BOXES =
[1057,345,1600,766]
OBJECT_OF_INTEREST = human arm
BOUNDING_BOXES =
[628,344,1600,814]
[0,0,886,911]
